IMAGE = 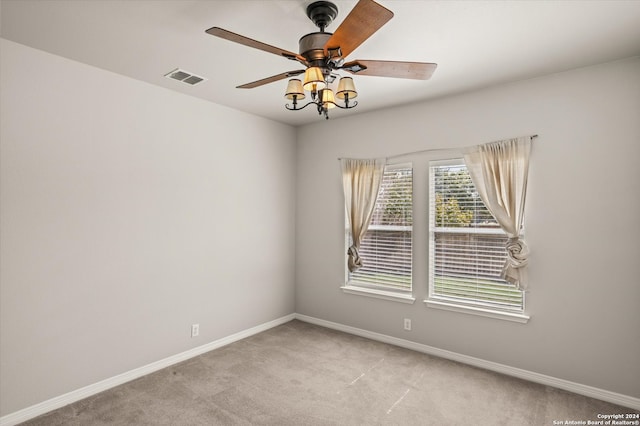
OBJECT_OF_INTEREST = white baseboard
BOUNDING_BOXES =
[0,313,296,426]
[294,313,640,411]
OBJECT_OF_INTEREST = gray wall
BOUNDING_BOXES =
[295,57,640,399]
[0,39,297,416]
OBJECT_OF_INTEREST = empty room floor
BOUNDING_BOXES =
[21,320,638,425]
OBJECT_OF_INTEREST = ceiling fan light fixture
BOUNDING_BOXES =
[285,75,358,116]
[284,79,305,100]
[336,77,357,100]
[321,89,336,109]
[303,67,326,92]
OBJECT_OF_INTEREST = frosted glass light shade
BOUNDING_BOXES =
[303,67,326,92]
[336,77,357,99]
[284,79,305,100]
[321,89,336,109]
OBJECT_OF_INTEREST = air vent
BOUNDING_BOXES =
[164,68,207,86]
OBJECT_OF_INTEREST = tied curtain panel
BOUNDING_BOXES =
[341,158,386,272]
[464,136,532,290]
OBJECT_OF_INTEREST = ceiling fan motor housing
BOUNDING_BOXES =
[299,32,332,66]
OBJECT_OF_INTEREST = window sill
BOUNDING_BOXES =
[341,285,416,304]
[424,299,530,323]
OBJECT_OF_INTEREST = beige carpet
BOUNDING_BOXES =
[21,320,638,425]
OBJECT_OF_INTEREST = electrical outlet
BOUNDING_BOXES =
[404,318,411,331]
[191,324,199,338]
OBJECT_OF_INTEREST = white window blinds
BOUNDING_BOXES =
[348,165,413,291]
[429,160,523,311]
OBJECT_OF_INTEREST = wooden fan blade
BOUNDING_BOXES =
[236,70,305,89]
[342,60,437,80]
[206,27,307,65]
[324,0,394,59]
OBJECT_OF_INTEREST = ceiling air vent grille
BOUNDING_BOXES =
[164,68,207,86]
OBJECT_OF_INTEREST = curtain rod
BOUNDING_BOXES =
[338,134,538,161]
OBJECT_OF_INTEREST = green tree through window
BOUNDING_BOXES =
[434,169,494,227]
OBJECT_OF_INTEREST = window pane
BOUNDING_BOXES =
[429,161,523,311]
[432,165,498,228]
[349,165,412,291]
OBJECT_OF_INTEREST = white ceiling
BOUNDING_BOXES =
[2,0,640,126]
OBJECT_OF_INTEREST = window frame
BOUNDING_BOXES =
[424,158,529,323]
[341,162,416,304]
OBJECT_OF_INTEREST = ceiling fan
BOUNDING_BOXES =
[206,0,437,119]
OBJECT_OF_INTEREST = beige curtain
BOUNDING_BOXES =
[341,158,386,272]
[464,137,532,290]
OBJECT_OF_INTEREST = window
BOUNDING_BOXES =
[346,164,413,296]
[428,159,524,314]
